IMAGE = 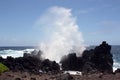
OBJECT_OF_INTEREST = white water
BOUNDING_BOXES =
[113,60,120,72]
[36,6,86,62]
[0,49,34,58]
[0,48,120,71]
[64,71,82,75]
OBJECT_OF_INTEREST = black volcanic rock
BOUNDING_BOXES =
[56,74,75,80]
[82,41,113,74]
[41,59,60,73]
[23,50,43,60]
[60,41,113,74]
[17,57,42,73]
[115,68,120,74]
[0,41,113,74]
[60,53,83,71]
[0,55,60,74]
[92,41,113,73]
[60,53,77,70]
[1,56,42,73]
[0,56,4,61]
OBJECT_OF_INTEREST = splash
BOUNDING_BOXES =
[36,6,85,62]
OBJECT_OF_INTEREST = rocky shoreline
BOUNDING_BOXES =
[1,71,120,80]
[0,41,120,80]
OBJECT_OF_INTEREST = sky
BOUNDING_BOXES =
[0,0,120,46]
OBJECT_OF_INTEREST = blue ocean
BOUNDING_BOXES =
[0,46,120,71]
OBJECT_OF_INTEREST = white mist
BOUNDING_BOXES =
[36,6,85,62]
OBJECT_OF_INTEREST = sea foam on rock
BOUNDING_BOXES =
[0,50,60,74]
[0,41,114,75]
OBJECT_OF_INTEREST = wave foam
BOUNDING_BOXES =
[37,6,86,62]
[113,60,120,72]
[0,49,34,58]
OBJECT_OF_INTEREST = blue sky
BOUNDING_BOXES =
[0,0,120,46]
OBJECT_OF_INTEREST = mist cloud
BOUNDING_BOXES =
[36,6,85,62]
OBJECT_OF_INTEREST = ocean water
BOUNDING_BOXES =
[111,46,120,71]
[0,46,120,71]
[0,46,35,58]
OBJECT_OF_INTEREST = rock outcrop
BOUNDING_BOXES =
[0,41,113,74]
[60,41,113,74]
[0,55,60,74]
[115,68,120,74]
[91,41,113,73]
[60,53,83,71]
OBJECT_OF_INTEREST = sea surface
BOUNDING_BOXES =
[0,46,35,58]
[0,46,120,71]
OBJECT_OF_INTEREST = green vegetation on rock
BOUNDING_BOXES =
[0,63,9,74]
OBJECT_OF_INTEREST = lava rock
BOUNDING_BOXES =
[56,74,75,80]
[115,68,120,74]
[60,41,113,74]
[41,59,60,73]
[60,53,83,71]
[14,78,21,80]
[91,41,113,73]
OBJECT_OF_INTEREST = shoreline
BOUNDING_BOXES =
[0,42,120,80]
[1,71,120,80]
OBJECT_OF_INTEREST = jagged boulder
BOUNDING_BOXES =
[60,53,83,71]
[115,68,120,74]
[82,41,113,74]
[16,57,42,73]
[0,56,60,74]
[56,74,75,80]
[60,41,113,74]
[41,59,60,73]
[1,56,42,73]
[91,41,113,73]
[23,50,43,60]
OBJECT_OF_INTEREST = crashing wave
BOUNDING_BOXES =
[0,49,34,58]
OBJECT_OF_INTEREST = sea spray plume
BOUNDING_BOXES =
[36,6,86,62]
